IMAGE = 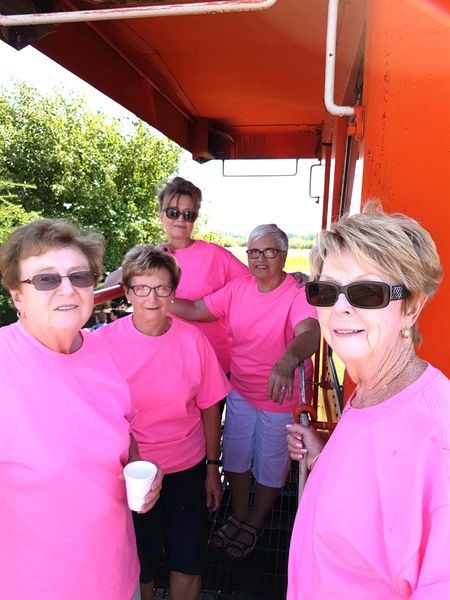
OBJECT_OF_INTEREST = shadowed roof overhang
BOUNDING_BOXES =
[5,0,367,159]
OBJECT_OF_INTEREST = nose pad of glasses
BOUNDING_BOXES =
[57,275,76,291]
[334,291,354,310]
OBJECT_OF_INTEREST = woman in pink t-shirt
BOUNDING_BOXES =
[286,204,450,599]
[97,246,231,600]
[171,224,320,561]
[105,176,248,372]
[0,218,162,600]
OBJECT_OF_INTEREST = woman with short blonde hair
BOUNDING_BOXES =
[287,204,449,599]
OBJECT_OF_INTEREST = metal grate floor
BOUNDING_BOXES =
[154,464,299,600]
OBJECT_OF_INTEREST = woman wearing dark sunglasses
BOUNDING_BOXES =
[0,218,162,600]
[106,176,248,374]
[170,223,320,560]
[286,205,450,599]
[96,246,230,600]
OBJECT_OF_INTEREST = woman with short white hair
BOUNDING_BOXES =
[171,223,320,560]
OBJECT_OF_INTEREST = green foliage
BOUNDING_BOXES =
[286,236,315,250]
[229,247,310,273]
[0,187,41,325]
[198,230,314,249]
[196,229,247,248]
[0,81,181,271]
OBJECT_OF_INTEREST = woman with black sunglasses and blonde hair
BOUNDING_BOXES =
[97,246,231,600]
[286,203,450,599]
[106,177,248,375]
[0,218,162,600]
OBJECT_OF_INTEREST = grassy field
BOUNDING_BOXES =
[229,247,311,274]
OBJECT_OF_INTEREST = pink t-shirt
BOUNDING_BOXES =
[172,239,248,372]
[96,315,231,474]
[0,322,139,600]
[204,274,318,413]
[288,364,450,599]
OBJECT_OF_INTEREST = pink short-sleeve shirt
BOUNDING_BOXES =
[0,323,139,600]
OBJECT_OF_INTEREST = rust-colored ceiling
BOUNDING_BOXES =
[6,0,367,159]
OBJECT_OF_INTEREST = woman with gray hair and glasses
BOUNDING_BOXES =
[170,223,320,560]
[97,246,230,600]
[286,204,450,599]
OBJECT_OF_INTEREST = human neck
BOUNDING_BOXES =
[351,345,425,409]
[132,315,172,337]
[21,319,82,354]
[257,271,286,292]
[169,237,195,250]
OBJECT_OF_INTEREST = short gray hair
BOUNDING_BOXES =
[247,224,289,251]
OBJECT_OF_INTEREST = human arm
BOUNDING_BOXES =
[404,506,450,598]
[268,317,320,403]
[170,297,218,322]
[285,422,325,469]
[139,467,164,513]
[289,272,309,288]
[104,267,122,287]
[201,403,223,512]
[125,433,164,513]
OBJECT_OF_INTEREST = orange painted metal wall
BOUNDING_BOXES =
[360,0,450,376]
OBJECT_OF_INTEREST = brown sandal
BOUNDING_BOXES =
[210,515,243,550]
[224,522,264,560]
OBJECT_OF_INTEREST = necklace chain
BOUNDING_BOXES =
[352,348,419,409]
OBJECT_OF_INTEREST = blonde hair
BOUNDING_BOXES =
[309,202,443,343]
[0,218,104,290]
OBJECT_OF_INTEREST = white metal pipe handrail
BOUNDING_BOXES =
[0,0,276,26]
[324,0,355,117]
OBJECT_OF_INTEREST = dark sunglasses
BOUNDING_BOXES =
[20,271,97,291]
[128,284,174,298]
[164,207,198,223]
[305,280,409,309]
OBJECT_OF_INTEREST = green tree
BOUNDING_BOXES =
[0,81,181,270]
[0,181,41,325]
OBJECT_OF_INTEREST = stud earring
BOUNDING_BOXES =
[401,328,411,339]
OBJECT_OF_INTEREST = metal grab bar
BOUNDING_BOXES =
[0,0,277,27]
[324,0,355,117]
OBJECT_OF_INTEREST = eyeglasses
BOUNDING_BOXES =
[164,207,198,223]
[246,248,284,259]
[20,271,96,291]
[128,284,174,297]
[305,280,409,309]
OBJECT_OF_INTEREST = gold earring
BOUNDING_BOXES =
[401,328,411,339]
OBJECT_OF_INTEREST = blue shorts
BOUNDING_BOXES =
[222,390,292,488]
[133,459,208,583]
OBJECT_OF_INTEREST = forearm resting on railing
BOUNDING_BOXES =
[170,297,216,322]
